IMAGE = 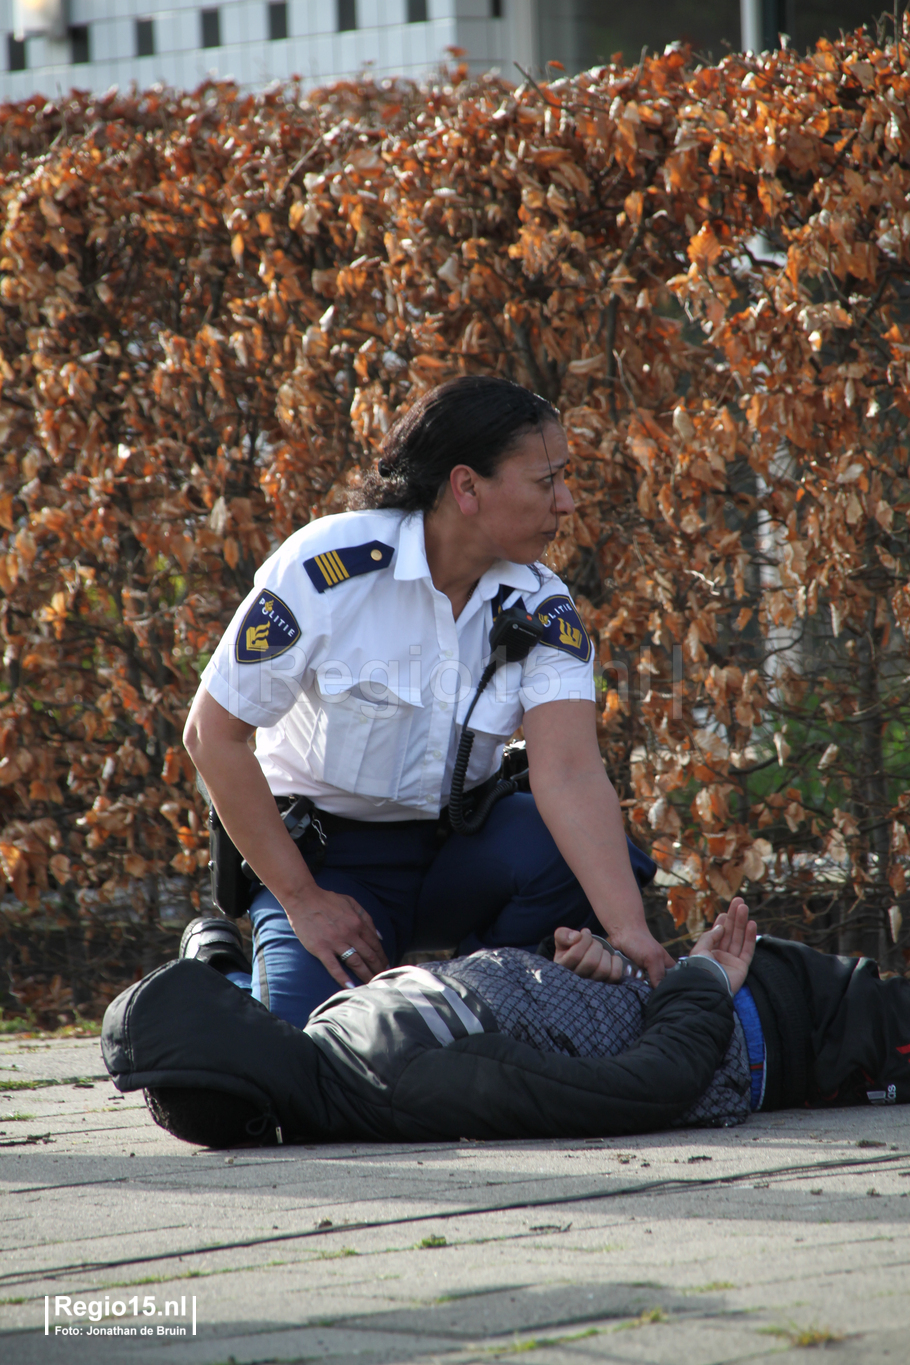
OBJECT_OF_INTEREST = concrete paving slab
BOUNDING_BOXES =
[2,1036,909,1364]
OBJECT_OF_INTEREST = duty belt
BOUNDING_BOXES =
[275,772,506,841]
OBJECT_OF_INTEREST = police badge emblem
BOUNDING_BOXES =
[235,591,301,663]
[534,596,592,662]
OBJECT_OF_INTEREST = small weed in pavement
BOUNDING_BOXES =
[486,1328,599,1356]
[617,1308,667,1329]
[760,1322,843,1347]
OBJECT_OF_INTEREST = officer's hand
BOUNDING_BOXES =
[553,927,625,982]
[606,926,674,987]
[285,888,388,991]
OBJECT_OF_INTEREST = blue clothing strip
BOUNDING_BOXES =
[733,983,766,1112]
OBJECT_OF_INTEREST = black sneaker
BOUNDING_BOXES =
[179,917,252,976]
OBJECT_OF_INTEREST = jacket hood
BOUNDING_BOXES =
[101,959,329,1138]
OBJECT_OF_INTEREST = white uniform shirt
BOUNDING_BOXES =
[201,509,595,820]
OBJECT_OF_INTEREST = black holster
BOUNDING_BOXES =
[208,795,325,919]
[208,805,255,920]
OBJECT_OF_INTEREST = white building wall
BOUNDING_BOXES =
[0,0,532,101]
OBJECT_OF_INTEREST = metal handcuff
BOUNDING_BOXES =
[590,934,647,981]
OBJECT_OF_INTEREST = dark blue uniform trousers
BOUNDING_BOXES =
[240,793,655,1029]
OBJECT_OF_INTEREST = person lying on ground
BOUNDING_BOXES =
[102,899,910,1150]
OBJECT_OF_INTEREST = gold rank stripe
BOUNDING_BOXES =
[329,550,350,581]
[315,551,349,585]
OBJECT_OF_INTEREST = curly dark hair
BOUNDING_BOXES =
[145,1086,277,1148]
[354,375,560,513]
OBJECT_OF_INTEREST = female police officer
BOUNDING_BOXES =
[183,376,672,1026]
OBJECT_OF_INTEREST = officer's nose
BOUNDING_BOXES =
[554,480,574,517]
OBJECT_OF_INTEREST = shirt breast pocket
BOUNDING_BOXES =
[322,684,422,800]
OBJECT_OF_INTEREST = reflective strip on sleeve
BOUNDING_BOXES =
[400,967,487,1036]
[390,977,456,1047]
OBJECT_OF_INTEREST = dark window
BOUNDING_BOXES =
[491,0,502,16]
[268,1,288,39]
[70,24,90,64]
[761,0,789,50]
[200,7,221,47]
[408,0,428,20]
[337,0,356,31]
[7,34,26,71]
[529,1,894,75]
[136,17,154,57]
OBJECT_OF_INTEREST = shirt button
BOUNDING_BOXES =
[439,701,448,711]
[443,649,453,658]
[433,750,442,760]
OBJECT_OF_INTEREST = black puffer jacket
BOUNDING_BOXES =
[102,956,734,1143]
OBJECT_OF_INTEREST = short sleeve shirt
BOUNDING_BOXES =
[200,509,595,820]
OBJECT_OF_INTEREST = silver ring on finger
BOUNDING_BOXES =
[339,947,358,963]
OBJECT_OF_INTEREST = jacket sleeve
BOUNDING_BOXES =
[388,970,734,1140]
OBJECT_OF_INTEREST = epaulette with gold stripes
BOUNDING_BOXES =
[303,540,394,593]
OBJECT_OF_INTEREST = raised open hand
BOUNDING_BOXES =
[691,896,757,995]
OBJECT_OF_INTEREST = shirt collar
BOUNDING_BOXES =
[393,512,432,581]
[477,560,540,599]
[394,513,542,597]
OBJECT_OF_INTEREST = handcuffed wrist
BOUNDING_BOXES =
[591,934,645,981]
[673,954,732,996]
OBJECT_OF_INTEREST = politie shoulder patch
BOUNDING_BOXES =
[235,591,301,664]
[534,596,592,663]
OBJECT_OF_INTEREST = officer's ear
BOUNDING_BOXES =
[448,464,481,517]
